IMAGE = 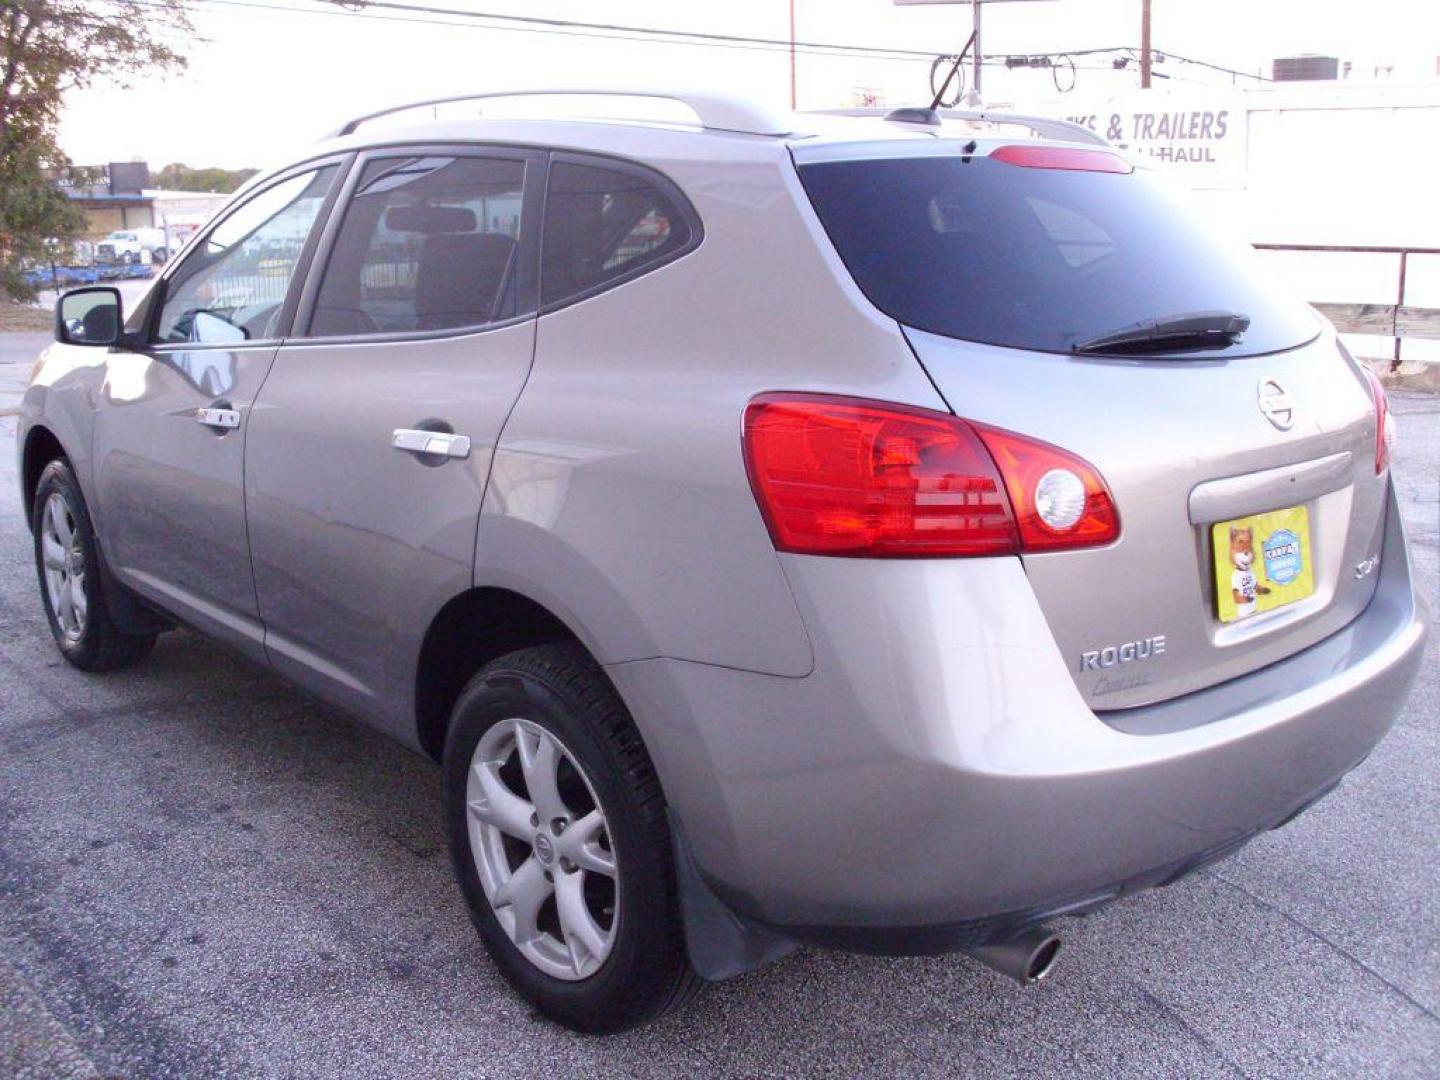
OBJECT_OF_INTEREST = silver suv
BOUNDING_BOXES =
[19,90,1428,1033]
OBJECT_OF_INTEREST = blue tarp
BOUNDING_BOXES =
[22,263,154,289]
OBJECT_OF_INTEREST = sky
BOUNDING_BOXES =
[57,0,1438,170]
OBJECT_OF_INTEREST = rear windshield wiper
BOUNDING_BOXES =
[1072,311,1250,355]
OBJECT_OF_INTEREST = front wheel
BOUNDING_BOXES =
[32,460,156,671]
[443,643,701,1033]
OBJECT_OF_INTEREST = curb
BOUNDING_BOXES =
[1361,358,1440,394]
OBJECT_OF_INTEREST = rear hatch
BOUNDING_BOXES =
[796,139,1390,709]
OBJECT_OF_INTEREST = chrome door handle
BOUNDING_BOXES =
[392,428,472,460]
[196,406,241,430]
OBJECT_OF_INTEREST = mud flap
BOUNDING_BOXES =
[668,810,796,981]
[93,540,174,636]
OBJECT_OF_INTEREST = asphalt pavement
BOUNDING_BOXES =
[0,366,1436,1078]
[1,277,156,417]
[0,335,51,417]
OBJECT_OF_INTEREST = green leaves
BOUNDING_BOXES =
[1,1,195,298]
[153,162,259,194]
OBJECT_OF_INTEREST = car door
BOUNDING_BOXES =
[245,147,543,733]
[90,160,346,659]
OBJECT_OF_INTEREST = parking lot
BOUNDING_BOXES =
[0,373,1435,1077]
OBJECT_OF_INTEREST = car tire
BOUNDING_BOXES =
[443,642,702,1033]
[32,459,156,672]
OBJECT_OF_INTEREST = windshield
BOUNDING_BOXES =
[796,151,1318,357]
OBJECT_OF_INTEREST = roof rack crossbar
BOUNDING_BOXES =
[808,107,1109,147]
[324,88,793,139]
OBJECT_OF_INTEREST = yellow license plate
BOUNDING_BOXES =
[1211,505,1314,623]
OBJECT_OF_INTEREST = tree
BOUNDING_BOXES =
[154,161,259,194]
[1,2,193,299]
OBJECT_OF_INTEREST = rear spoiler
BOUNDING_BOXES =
[807,107,1109,147]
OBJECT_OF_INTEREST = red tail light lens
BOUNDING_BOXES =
[743,394,1120,557]
[743,395,1017,556]
[990,144,1133,174]
[1362,367,1395,474]
[972,425,1121,551]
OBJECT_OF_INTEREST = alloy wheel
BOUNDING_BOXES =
[40,492,88,642]
[465,718,619,980]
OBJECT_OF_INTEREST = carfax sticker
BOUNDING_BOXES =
[1211,505,1314,623]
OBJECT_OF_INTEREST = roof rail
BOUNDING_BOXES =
[809,107,1109,147]
[323,88,793,139]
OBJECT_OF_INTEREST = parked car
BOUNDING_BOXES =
[17,90,1428,1034]
[95,227,167,265]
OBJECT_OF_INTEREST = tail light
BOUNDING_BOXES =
[1361,368,1395,474]
[971,424,1121,551]
[742,394,1119,557]
[990,144,1133,174]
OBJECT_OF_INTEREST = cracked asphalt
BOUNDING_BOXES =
[0,374,1435,1078]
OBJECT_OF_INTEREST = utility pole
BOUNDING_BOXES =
[971,0,983,97]
[1140,0,1152,89]
[789,0,798,109]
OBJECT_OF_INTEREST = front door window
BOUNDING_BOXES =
[155,166,337,344]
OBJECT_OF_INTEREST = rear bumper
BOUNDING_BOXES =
[607,483,1427,951]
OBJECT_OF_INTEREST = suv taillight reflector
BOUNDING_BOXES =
[1362,368,1395,474]
[990,144,1133,174]
[743,394,1119,557]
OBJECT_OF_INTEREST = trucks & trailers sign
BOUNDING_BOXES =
[1051,92,1248,189]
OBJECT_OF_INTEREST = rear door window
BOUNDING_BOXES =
[797,151,1318,357]
[540,159,697,310]
[308,155,530,337]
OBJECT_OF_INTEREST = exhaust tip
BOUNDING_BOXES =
[1025,935,1063,983]
[962,927,1063,986]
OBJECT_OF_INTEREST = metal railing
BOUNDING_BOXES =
[1253,243,1440,368]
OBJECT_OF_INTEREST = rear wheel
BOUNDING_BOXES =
[32,460,156,671]
[442,643,701,1033]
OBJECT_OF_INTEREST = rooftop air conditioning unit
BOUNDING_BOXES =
[1272,55,1340,81]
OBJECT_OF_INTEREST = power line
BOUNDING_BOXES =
[321,0,942,59]
[322,0,1270,80]
[317,0,1271,81]
[136,0,1269,83]
[157,0,934,62]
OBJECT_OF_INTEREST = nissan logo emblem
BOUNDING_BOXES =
[1257,378,1295,430]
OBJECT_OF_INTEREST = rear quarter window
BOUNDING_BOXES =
[540,159,698,310]
[797,152,1318,357]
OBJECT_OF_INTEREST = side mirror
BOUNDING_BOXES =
[55,286,124,347]
[192,310,248,345]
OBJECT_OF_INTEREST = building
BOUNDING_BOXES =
[59,162,230,253]
[59,161,154,236]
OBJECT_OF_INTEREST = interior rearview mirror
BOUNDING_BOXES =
[56,286,124,347]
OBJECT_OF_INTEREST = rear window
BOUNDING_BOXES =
[797,152,1318,357]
